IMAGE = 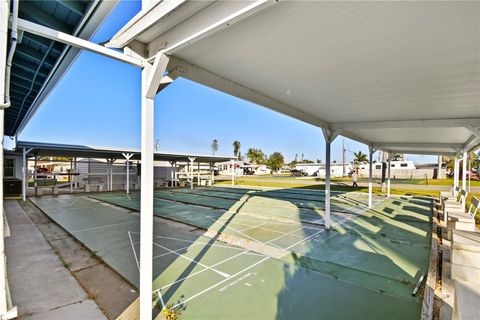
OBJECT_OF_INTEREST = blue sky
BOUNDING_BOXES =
[18,0,436,164]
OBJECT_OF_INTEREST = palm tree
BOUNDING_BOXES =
[246,148,266,164]
[211,139,218,155]
[352,151,368,167]
[233,141,241,159]
[391,153,403,161]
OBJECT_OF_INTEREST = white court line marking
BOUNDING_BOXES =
[152,242,231,278]
[70,220,135,234]
[153,249,253,293]
[239,221,267,232]
[205,216,284,250]
[170,256,270,310]
[132,239,251,253]
[284,198,387,251]
[207,216,289,236]
[157,291,166,310]
[128,231,140,270]
[153,243,202,260]
[264,225,306,245]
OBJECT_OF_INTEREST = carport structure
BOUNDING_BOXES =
[16,140,234,200]
[2,1,480,318]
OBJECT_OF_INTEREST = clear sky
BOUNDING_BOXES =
[18,0,436,164]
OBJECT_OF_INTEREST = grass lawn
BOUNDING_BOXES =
[215,179,441,198]
[331,177,480,186]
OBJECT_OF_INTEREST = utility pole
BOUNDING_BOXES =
[342,137,346,177]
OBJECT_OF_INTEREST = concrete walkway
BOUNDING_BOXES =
[4,200,106,320]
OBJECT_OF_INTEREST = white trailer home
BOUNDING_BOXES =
[295,163,352,177]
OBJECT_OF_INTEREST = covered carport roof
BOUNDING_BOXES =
[16,140,235,163]
[6,0,117,137]
[108,1,480,156]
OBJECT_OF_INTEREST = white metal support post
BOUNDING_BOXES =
[22,147,33,201]
[122,153,133,194]
[453,157,459,196]
[74,157,78,188]
[368,146,376,208]
[140,61,154,320]
[197,162,200,186]
[188,157,196,189]
[33,155,37,195]
[387,154,391,198]
[211,162,215,184]
[322,128,338,230]
[231,159,235,187]
[174,162,177,187]
[0,1,18,317]
[69,158,73,193]
[169,161,175,188]
[462,150,467,191]
[137,48,170,320]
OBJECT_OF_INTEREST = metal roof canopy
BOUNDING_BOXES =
[16,140,235,163]
[6,0,117,137]
[108,0,480,156]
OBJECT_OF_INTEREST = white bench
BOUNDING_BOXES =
[447,196,478,239]
[444,189,468,222]
[440,185,458,203]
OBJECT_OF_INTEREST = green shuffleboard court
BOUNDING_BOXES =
[31,185,432,319]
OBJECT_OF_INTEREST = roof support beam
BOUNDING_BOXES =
[168,56,330,129]
[17,18,146,68]
[373,142,463,149]
[106,0,187,49]
[57,0,87,16]
[146,51,169,98]
[381,148,457,156]
[331,118,480,130]
[462,134,478,151]
[162,0,277,55]
[20,2,73,33]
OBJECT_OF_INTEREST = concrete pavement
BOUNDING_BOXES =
[4,200,106,320]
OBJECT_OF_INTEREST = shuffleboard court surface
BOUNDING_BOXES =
[31,185,432,319]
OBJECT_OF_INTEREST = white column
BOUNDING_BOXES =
[169,161,174,188]
[387,154,391,198]
[139,62,154,320]
[453,157,459,195]
[0,1,7,315]
[368,146,375,208]
[123,153,133,194]
[197,162,200,186]
[33,156,37,187]
[22,147,31,201]
[110,161,113,191]
[462,150,467,191]
[0,0,17,316]
[231,159,235,187]
[325,141,332,229]
[322,128,337,230]
[211,163,215,184]
[174,162,177,187]
[188,157,195,189]
[69,159,73,193]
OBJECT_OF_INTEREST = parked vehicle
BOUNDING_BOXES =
[291,169,307,177]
